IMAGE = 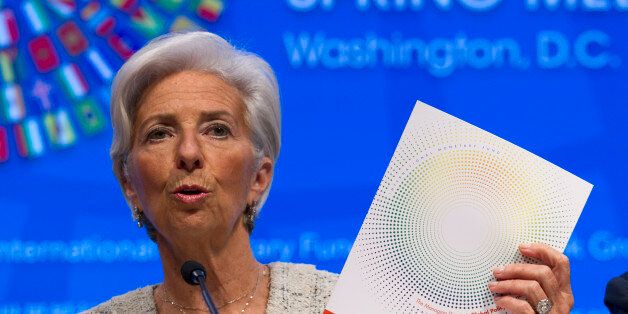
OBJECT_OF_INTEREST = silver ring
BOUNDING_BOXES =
[536,298,552,314]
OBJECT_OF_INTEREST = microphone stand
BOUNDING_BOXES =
[181,260,219,314]
[198,276,218,314]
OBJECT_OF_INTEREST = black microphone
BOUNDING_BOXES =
[180,260,219,314]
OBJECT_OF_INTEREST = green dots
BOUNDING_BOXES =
[354,120,580,312]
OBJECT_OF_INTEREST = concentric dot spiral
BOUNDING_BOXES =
[354,119,578,313]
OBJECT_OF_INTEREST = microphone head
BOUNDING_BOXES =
[180,260,206,285]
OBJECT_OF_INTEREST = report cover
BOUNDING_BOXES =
[325,101,592,314]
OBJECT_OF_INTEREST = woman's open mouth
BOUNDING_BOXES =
[171,184,210,204]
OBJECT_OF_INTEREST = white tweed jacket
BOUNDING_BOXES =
[83,262,338,314]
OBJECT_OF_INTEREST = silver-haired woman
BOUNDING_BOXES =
[86,31,575,314]
[85,32,336,313]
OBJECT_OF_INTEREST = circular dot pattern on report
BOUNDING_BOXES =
[354,117,580,313]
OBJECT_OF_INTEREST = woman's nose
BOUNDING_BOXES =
[176,133,204,172]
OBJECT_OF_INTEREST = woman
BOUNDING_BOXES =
[86,32,574,313]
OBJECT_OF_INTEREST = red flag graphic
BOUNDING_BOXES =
[96,16,116,36]
[56,21,88,55]
[107,34,133,60]
[110,0,138,12]
[46,0,77,18]
[80,1,100,21]
[0,9,20,47]
[0,126,8,162]
[196,0,223,22]
[27,35,60,73]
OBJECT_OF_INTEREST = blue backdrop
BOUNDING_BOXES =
[0,0,626,313]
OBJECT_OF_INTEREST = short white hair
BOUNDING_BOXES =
[110,31,281,222]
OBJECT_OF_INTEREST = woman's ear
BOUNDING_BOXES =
[120,161,139,206]
[248,157,273,203]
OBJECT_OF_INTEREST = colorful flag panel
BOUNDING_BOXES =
[45,0,77,18]
[170,15,203,33]
[0,0,223,161]
[0,125,8,162]
[0,9,20,47]
[0,51,15,83]
[22,0,51,35]
[0,9,19,47]
[107,34,134,60]
[57,63,89,100]
[81,2,117,37]
[57,21,89,56]
[43,108,76,148]
[2,84,26,123]
[154,0,185,11]
[73,98,105,136]
[14,118,45,158]
[86,48,113,82]
[80,1,100,21]
[31,80,53,111]
[28,35,60,73]
[196,0,223,22]
[131,6,164,38]
[110,0,138,12]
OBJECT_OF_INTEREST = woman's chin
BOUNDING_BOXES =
[173,209,213,226]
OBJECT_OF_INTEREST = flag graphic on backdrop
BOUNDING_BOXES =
[0,9,19,47]
[110,0,137,12]
[0,0,225,160]
[170,15,203,32]
[73,98,105,136]
[80,1,100,21]
[22,0,51,35]
[57,63,89,100]
[28,35,60,73]
[31,79,53,111]
[43,108,77,148]
[131,6,165,38]
[195,0,223,22]
[14,118,45,158]
[81,2,117,37]
[0,51,15,83]
[2,84,26,123]
[86,48,113,82]
[155,0,186,11]
[0,126,8,162]
[57,21,89,56]
[107,34,134,60]
[45,0,77,18]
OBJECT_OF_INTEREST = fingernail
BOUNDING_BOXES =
[493,296,501,302]
[519,243,532,249]
[493,267,504,274]
[488,282,497,290]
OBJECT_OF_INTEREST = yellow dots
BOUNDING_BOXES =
[350,112,587,312]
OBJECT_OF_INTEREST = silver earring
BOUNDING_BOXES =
[244,201,258,232]
[133,206,143,228]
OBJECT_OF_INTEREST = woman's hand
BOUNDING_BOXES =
[488,243,574,314]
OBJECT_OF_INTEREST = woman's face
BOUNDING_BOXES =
[122,71,272,244]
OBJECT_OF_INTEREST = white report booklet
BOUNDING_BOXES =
[325,101,592,314]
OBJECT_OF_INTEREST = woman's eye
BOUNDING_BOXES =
[146,128,171,142]
[207,124,231,138]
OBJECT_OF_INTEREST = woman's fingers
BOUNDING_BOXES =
[489,279,548,307]
[494,296,535,314]
[490,243,575,313]
[493,263,561,302]
[518,243,572,291]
